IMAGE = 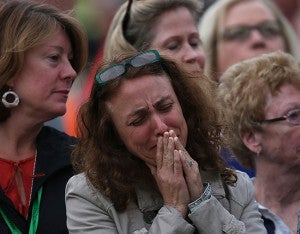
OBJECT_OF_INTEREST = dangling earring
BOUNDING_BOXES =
[256,149,261,157]
[1,89,19,108]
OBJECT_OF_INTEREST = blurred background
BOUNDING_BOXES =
[32,0,300,135]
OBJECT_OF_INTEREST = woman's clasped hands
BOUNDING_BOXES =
[148,130,203,217]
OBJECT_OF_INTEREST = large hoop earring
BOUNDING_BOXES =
[1,90,19,108]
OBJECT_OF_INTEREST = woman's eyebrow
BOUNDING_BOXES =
[128,107,149,118]
[154,95,172,107]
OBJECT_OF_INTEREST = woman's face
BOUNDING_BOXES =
[149,7,205,73]
[216,0,285,80]
[106,74,188,167]
[257,83,300,171]
[11,27,77,121]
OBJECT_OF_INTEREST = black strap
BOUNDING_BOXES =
[142,210,159,224]
[222,178,232,213]
[262,216,275,234]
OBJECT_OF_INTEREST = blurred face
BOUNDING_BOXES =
[107,74,188,166]
[216,0,285,80]
[11,27,77,121]
[257,83,300,171]
[149,7,205,73]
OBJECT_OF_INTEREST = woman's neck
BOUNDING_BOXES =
[0,121,40,161]
[255,164,300,202]
[254,165,300,234]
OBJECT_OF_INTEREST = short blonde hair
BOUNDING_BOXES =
[217,51,300,169]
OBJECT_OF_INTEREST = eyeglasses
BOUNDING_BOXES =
[96,50,161,86]
[221,21,282,41]
[261,108,300,125]
[122,0,133,36]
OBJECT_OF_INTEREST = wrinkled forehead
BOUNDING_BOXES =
[105,73,174,110]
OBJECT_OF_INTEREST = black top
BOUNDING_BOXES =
[0,126,76,234]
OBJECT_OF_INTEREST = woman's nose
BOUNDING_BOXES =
[61,60,77,82]
[183,46,205,68]
[152,115,168,136]
[249,29,266,42]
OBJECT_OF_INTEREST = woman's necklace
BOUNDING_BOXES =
[27,150,37,219]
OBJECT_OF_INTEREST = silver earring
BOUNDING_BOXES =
[2,90,19,108]
[256,149,261,157]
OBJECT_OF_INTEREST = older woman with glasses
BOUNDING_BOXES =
[217,51,300,234]
[198,0,300,178]
[199,0,299,82]
[65,50,267,233]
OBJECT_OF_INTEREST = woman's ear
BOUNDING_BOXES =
[239,130,261,154]
[6,79,14,87]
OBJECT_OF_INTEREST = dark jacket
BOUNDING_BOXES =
[0,126,76,234]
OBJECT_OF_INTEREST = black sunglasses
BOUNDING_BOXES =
[221,21,282,41]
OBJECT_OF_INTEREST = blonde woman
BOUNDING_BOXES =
[199,0,299,81]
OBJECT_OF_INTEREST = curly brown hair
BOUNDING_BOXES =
[217,51,300,169]
[72,52,237,211]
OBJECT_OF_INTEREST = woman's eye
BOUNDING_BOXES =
[166,42,179,51]
[288,109,300,121]
[68,54,74,62]
[158,103,173,112]
[190,38,200,48]
[49,54,59,62]
[129,116,146,126]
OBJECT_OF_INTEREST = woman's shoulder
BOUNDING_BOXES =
[235,170,253,187]
[66,173,114,210]
[66,173,98,198]
[201,169,253,200]
[229,170,255,204]
[67,173,89,191]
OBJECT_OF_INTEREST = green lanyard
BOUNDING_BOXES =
[0,187,43,234]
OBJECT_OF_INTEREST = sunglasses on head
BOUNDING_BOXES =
[221,21,282,41]
[96,50,161,86]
